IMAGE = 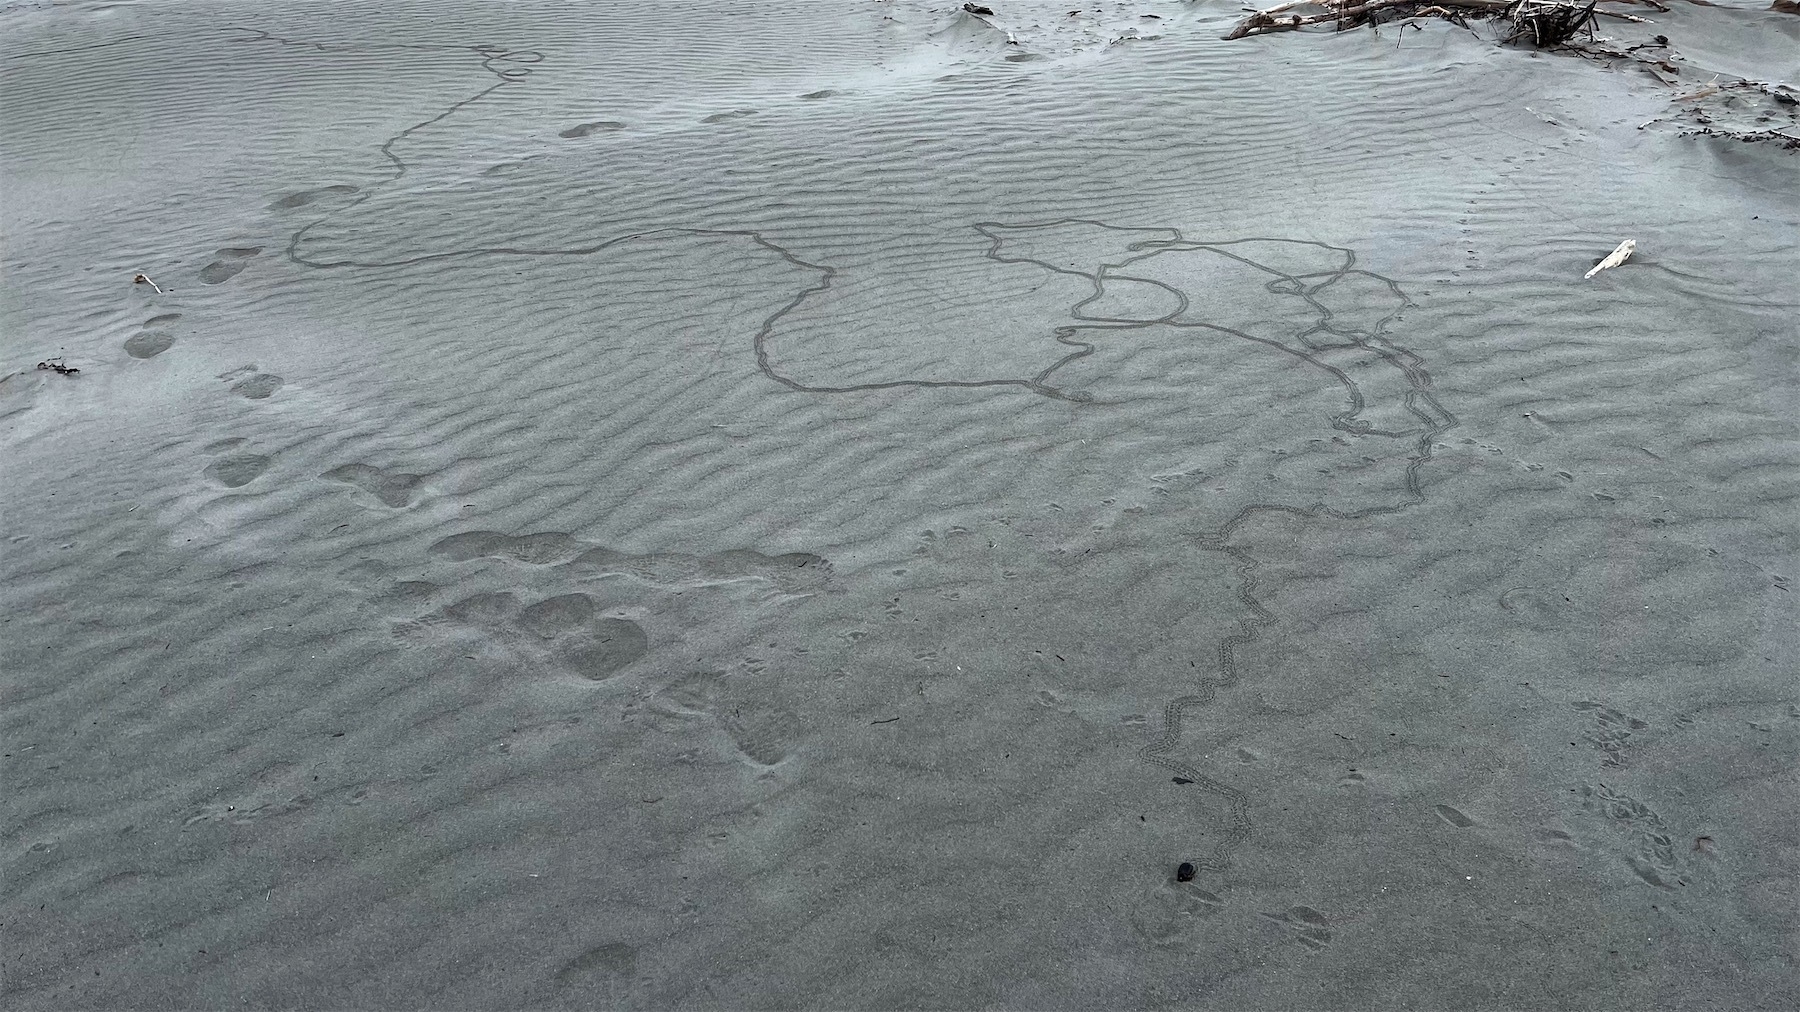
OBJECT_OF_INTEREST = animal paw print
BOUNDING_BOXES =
[1572,701,1647,767]
[426,530,830,595]
[395,589,648,682]
[1579,783,1679,888]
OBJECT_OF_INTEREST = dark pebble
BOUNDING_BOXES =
[1176,862,1196,882]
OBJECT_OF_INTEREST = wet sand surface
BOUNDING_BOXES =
[2,1,1797,1008]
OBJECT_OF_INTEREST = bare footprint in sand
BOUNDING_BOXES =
[558,120,626,138]
[481,157,539,177]
[232,374,283,399]
[1260,905,1333,950]
[199,246,263,285]
[204,453,272,488]
[426,529,831,595]
[218,365,284,400]
[124,313,180,359]
[124,331,174,359]
[322,463,424,508]
[1130,879,1227,948]
[556,941,637,988]
[1434,804,1477,828]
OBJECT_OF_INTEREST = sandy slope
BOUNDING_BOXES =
[2,0,1796,1008]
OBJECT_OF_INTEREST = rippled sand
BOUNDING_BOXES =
[3,1,1796,1007]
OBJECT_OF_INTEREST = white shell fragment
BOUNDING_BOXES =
[1584,239,1636,279]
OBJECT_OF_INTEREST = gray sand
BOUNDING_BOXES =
[2,1,1796,1008]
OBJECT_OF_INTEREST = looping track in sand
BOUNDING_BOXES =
[252,25,1459,879]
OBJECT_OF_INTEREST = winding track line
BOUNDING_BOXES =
[240,27,1459,878]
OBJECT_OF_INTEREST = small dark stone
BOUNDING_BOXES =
[1176,862,1196,882]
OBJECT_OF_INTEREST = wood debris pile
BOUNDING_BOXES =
[1225,0,1630,43]
[1222,0,1798,148]
[1505,0,1598,45]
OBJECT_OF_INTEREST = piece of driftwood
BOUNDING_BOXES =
[1678,124,1800,148]
[1675,75,1721,101]
[1584,239,1636,279]
[1505,0,1598,44]
[1226,0,1503,39]
[1224,0,1618,41]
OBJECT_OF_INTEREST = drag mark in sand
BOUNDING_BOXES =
[977,220,1458,874]
[245,28,1457,881]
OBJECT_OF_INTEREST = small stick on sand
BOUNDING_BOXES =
[134,273,162,294]
[1584,239,1636,279]
[1676,75,1721,102]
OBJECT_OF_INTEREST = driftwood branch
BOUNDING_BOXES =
[1224,0,1623,41]
[1226,0,1509,39]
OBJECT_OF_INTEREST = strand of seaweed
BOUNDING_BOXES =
[243,31,1459,878]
